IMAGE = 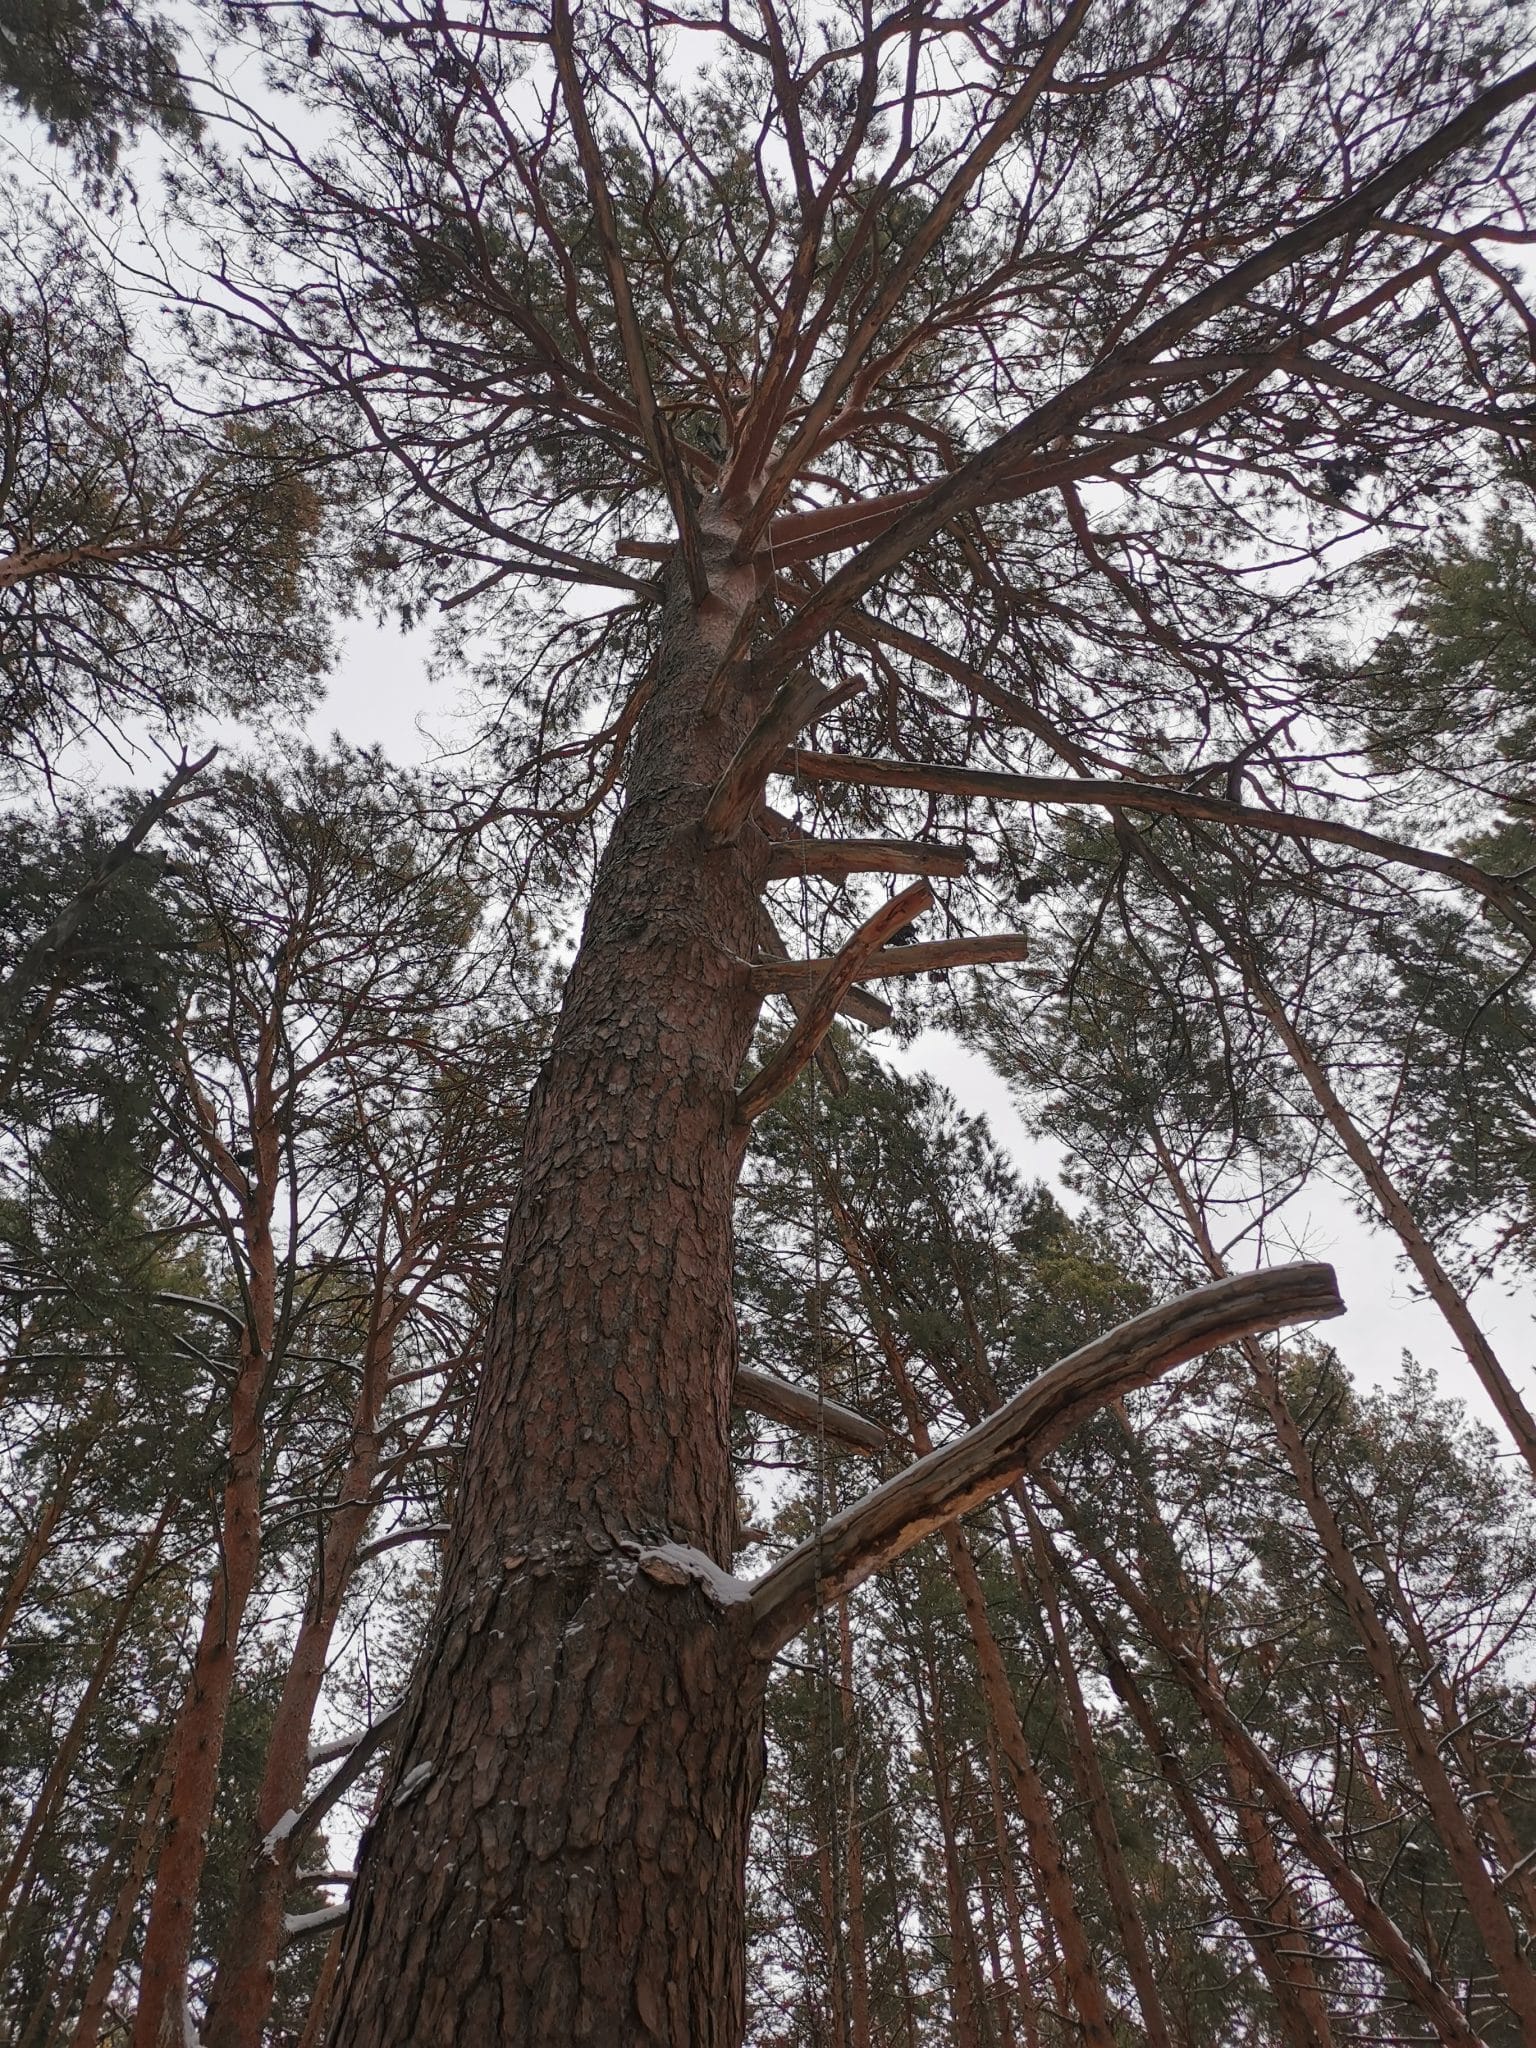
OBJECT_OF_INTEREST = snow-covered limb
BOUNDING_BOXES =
[354,1521,450,1567]
[746,1263,1343,1656]
[287,1700,405,1855]
[283,1903,349,1942]
[733,1365,891,1454]
[637,1543,753,1607]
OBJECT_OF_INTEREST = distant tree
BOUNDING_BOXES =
[0,198,330,786]
[0,0,195,178]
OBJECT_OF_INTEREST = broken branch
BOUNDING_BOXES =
[751,933,1032,990]
[737,881,933,1120]
[746,1263,1343,1654]
[734,1366,891,1454]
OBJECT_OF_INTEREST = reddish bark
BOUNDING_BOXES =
[133,1086,279,2048]
[327,535,773,2046]
[0,1432,87,1654]
[203,1296,397,2048]
[65,1744,176,2048]
[0,1500,171,1933]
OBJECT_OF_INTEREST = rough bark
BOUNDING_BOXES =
[203,1299,397,2048]
[328,530,773,2048]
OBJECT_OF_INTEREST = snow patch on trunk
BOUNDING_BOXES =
[637,1542,752,1605]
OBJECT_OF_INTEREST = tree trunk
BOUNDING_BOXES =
[134,1124,278,2048]
[66,1740,176,2048]
[0,1500,170,1936]
[204,1300,396,2048]
[328,534,773,2047]
[1234,939,1536,1477]
[1048,1547,1336,2048]
[837,1600,874,2048]
[823,1183,1114,2043]
[1011,1493,1174,2048]
[0,1433,88,1654]
[1148,1125,1536,2035]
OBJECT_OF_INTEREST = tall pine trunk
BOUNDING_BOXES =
[328,535,774,2046]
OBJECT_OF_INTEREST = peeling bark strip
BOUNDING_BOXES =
[747,1263,1342,1654]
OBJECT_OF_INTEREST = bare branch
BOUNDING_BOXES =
[737,881,932,1120]
[787,750,1536,940]
[750,933,1033,991]
[745,1263,1344,1654]
[548,0,707,597]
[733,1365,890,1454]
[764,835,971,882]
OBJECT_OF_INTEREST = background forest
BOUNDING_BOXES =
[3,0,1536,2042]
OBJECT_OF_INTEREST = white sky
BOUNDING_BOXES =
[312,616,1536,1452]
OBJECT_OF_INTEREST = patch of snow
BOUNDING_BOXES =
[182,2008,202,2048]
[637,1542,753,1606]
[259,1808,301,1859]
[284,1903,349,1937]
[392,1759,435,1807]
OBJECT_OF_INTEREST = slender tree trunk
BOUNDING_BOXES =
[1012,1492,1174,2048]
[1046,1542,1336,2048]
[880,1793,923,2048]
[0,1500,170,1934]
[0,1432,88,1653]
[66,1741,176,2048]
[328,534,773,2047]
[837,1600,874,2048]
[823,1185,1115,2046]
[203,1296,397,2048]
[975,1849,1018,2048]
[1231,943,1536,1477]
[982,1729,1045,2048]
[910,1629,986,2048]
[1148,1126,1536,2035]
[1038,1475,1485,2047]
[134,1134,278,2048]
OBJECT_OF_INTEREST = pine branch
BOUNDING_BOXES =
[746,1263,1343,1654]
[788,749,1536,940]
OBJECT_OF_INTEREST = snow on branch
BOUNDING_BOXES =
[745,1263,1343,1655]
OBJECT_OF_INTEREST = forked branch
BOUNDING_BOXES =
[737,880,933,1120]
[746,1263,1343,1654]
[701,677,864,848]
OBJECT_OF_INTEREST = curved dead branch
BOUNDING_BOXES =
[746,1262,1344,1655]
